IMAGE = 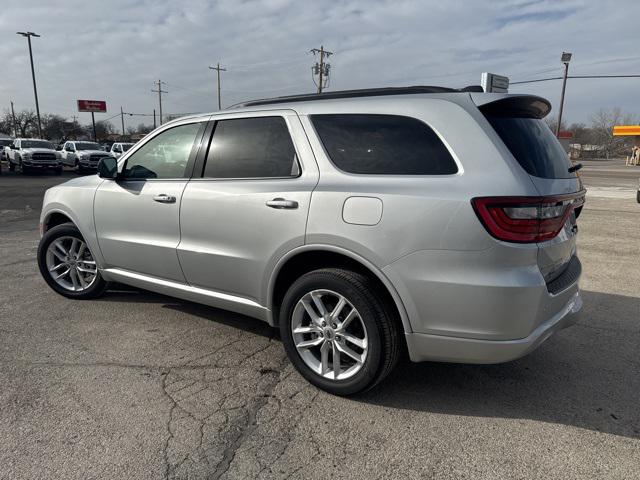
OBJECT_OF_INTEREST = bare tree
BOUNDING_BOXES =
[2,110,38,137]
[590,108,638,158]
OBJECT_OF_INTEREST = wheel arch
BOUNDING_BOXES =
[268,245,412,334]
[42,210,75,233]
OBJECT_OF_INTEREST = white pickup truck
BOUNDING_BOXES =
[109,142,134,158]
[60,141,113,174]
[7,138,62,175]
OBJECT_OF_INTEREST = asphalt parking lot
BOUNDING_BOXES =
[0,160,638,479]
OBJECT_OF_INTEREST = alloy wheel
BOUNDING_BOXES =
[45,236,97,291]
[291,289,368,380]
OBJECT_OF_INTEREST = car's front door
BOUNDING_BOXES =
[178,111,318,305]
[94,119,207,282]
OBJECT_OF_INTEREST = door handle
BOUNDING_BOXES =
[153,194,176,204]
[266,198,298,209]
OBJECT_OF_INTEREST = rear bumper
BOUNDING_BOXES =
[405,290,582,363]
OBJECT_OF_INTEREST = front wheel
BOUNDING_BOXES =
[37,223,108,299]
[280,268,400,396]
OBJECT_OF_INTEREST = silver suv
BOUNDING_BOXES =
[37,87,585,395]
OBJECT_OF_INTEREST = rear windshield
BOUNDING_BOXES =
[485,116,575,179]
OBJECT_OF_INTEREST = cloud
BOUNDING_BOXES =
[0,0,638,127]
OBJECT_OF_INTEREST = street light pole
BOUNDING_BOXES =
[17,31,42,138]
[556,51,572,138]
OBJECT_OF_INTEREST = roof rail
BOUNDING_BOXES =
[231,85,485,108]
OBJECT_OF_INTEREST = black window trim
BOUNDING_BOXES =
[192,114,303,182]
[310,113,462,177]
[119,119,207,182]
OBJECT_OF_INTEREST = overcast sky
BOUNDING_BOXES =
[1,0,639,128]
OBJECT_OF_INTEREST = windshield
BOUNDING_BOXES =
[484,116,575,179]
[75,142,101,150]
[122,144,134,151]
[0,139,13,147]
[23,140,55,149]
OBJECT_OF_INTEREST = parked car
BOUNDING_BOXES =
[109,142,134,158]
[36,86,585,395]
[59,141,113,174]
[0,138,14,174]
[0,138,14,161]
[7,138,62,174]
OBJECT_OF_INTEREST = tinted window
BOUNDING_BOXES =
[311,114,457,175]
[23,140,54,149]
[75,142,101,150]
[485,116,575,179]
[123,122,201,179]
[203,117,299,178]
[0,139,12,147]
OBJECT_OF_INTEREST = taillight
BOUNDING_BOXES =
[472,191,585,243]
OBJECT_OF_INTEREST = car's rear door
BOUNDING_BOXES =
[94,118,207,282]
[177,110,318,306]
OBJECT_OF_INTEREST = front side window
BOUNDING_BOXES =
[311,114,458,175]
[203,117,299,178]
[123,122,202,179]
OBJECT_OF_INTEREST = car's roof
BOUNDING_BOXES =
[159,87,548,126]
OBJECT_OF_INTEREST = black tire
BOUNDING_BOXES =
[8,161,15,171]
[637,189,640,204]
[280,268,400,396]
[18,160,29,175]
[54,167,63,175]
[37,222,108,299]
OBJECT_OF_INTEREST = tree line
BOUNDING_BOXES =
[0,109,153,142]
[546,107,637,158]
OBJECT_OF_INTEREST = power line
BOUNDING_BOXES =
[511,74,640,85]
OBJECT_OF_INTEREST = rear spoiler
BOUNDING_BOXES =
[470,94,552,119]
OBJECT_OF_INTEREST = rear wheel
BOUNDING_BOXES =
[37,223,108,299]
[280,268,400,396]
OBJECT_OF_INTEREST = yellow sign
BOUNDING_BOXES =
[613,125,640,136]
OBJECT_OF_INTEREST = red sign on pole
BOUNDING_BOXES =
[77,100,107,113]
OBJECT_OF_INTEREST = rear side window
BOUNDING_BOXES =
[311,114,457,175]
[484,116,575,179]
[203,117,299,178]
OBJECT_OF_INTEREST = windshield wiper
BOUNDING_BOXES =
[568,163,582,173]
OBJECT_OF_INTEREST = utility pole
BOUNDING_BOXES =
[310,46,332,94]
[556,52,572,137]
[153,109,157,129]
[120,106,126,136]
[91,112,97,142]
[209,63,227,110]
[10,101,17,137]
[16,31,42,137]
[151,80,168,125]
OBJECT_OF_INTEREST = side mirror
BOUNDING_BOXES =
[55,145,63,151]
[97,156,118,179]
